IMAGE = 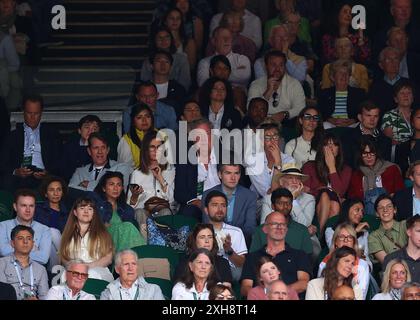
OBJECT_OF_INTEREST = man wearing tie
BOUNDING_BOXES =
[68,132,131,192]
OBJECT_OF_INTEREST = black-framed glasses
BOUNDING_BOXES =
[361,151,376,157]
[67,270,89,279]
[302,113,320,122]
[272,92,279,107]
[266,222,287,229]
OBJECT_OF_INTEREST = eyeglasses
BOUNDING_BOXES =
[67,270,89,279]
[266,222,287,229]
[272,92,279,107]
[361,151,376,157]
[216,294,235,300]
[149,144,162,150]
[264,134,280,141]
[337,235,354,242]
[302,114,320,122]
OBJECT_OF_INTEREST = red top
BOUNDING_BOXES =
[347,164,405,199]
[302,161,352,198]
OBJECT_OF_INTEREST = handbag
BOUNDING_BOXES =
[146,217,190,252]
[144,196,170,215]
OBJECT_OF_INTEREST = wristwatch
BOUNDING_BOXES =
[225,249,234,256]
[273,165,282,171]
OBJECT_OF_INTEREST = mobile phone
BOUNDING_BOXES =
[26,165,43,172]
[130,183,140,189]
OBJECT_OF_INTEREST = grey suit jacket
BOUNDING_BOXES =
[69,160,132,191]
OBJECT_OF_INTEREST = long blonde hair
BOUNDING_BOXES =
[381,259,411,293]
[59,197,113,262]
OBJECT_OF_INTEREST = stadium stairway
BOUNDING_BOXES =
[31,0,155,109]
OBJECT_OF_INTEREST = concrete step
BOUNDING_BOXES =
[41,56,144,66]
[43,44,148,58]
[63,0,155,11]
[36,66,137,82]
[51,33,148,45]
[66,10,153,22]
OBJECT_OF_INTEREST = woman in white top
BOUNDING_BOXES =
[59,197,114,282]
[306,246,363,300]
[127,131,175,232]
[372,259,412,300]
[318,223,370,299]
[285,106,324,169]
[172,248,217,300]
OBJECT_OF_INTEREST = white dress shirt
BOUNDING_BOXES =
[208,105,224,130]
[245,151,295,198]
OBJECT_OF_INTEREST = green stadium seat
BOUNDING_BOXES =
[82,278,109,299]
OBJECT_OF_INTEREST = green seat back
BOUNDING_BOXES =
[82,278,109,299]
[0,190,14,215]
[154,214,198,230]
[145,277,173,300]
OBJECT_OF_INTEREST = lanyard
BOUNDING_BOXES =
[63,289,81,300]
[119,284,140,300]
[13,260,34,293]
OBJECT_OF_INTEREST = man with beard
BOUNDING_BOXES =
[204,190,248,281]
[243,98,269,131]
[261,164,320,259]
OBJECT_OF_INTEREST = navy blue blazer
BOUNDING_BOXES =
[318,86,367,120]
[393,187,414,221]
[201,184,257,240]
[0,123,61,177]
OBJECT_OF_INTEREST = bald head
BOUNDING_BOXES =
[267,280,289,300]
[331,285,355,300]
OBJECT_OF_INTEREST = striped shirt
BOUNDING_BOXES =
[333,91,348,118]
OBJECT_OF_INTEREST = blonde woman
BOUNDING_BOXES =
[372,259,411,300]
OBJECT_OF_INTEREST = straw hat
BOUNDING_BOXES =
[274,163,309,181]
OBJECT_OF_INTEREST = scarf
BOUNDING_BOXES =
[123,129,145,169]
[359,159,394,194]
[389,288,401,300]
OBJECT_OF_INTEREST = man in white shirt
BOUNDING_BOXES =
[210,0,262,50]
[197,27,251,88]
[46,260,95,300]
[248,50,306,125]
[245,121,295,199]
[204,190,248,281]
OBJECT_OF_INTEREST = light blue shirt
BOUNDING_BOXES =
[123,101,178,134]
[0,218,52,265]
[412,189,420,216]
[222,187,237,224]
[384,74,401,86]
[254,56,307,82]
[400,54,409,79]
[23,123,45,170]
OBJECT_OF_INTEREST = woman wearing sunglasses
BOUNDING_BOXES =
[285,106,324,169]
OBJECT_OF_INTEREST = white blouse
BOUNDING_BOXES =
[285,136,316,169]
[127,165,175,209]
